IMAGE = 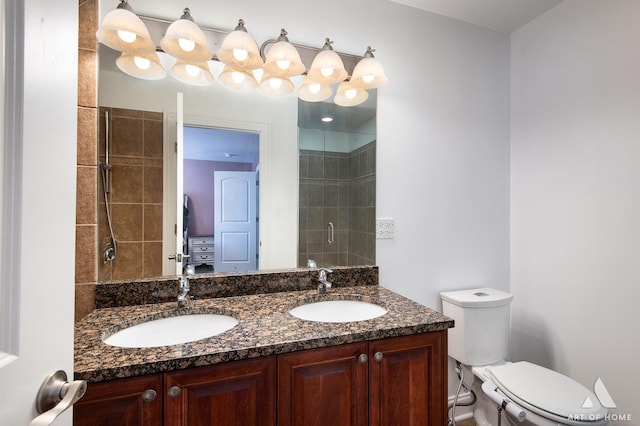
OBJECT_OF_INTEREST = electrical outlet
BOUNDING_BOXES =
[376,218,395,239]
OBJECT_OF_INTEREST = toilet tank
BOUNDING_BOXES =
[440,288,513,366]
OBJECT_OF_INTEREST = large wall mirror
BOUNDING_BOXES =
[96,11,377,282]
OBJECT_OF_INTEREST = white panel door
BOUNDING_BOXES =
[0,0,78,424]
[214,172,258,272]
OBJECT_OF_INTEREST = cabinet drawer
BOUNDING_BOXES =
[190,237,213,245]
[192,245,213,253]
[191,253,214,262]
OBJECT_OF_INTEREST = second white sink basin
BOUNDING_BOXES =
[289,300,387,323]
[104,314,239,348]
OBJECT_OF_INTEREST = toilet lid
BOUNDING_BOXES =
[486,362,608,421]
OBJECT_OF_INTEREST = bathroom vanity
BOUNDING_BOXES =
[74,269,453,425]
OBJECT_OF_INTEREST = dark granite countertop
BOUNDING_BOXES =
[75,285,454,383]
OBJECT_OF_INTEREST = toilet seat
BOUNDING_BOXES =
[486,361,608,424]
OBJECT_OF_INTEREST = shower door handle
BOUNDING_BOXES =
[327,222,334,245]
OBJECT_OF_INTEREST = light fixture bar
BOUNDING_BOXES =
[139,15,362,76]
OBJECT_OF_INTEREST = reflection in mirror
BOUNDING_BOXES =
[183,126,260,274]
[96,52,376,282]
[298,91,376,268]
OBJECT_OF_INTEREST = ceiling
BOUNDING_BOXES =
[388,0,564,32]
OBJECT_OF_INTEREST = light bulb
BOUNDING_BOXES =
[309,83,321,94]
[117,29,137,44]
[320,67,334,77]
[269,78,283,90]
[362,74,375,84]
[345,88,357,99]
[276,60,291,70]
[321,117,333,122]
[233,48,249,62]
[185,64,200,77]
[134,56,151,70]
[178,38,196,52]
[232,71,245,84]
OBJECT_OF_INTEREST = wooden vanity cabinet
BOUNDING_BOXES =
[74,357,275,426]
[164,356,276,426]
[75,331,446,425]
[278,331,447,426]
[73,374,162,426]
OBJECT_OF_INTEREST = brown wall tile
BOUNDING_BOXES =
[111,116,143,157]
[78,49,97,108]
[143,242,163,278]
[78,107,97,166]
[112,242,143,280]
[111,203,143,242]
[78,0,97,51]
[144,166,163,203]
[77,166,97,224]
[75,283,96,322]
[76,225,97,284]
[144,204,163,241]
[144,119,163,158]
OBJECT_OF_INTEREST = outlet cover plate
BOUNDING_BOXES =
[376,218,394,239]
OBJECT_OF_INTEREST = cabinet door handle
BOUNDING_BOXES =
[374,351,384,362]
[358,353,368,364]
[167,386,182,398]
[142,389,157,402]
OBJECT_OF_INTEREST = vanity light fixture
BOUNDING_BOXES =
[297,75,333,102]
[159,8,212,62]
[334,80,369,107]
[350,46,388,89]
[218,65,259,91]
[258,74,295,96]
[262,29,305,78]
[170,60,214,86]
[96,2,388,106]
[116,51,166,80]
[96,0,155,54]
[217,19,264,72]
[307,39,348,85]
[321,116,334,123]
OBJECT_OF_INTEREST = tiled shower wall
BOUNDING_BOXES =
[298,141,376,267]
[98,108,164,282]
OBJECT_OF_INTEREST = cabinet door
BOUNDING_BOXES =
[73,374,162,426]
[368,332,447,426]
[164,356,276,426]
[278,342,368,426]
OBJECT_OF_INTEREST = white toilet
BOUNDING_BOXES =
[440,288,608,426]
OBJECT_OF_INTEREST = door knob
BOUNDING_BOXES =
[30,370,87,426]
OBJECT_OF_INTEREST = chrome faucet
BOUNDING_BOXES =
[178,265,195,307]
[317,268,333,294]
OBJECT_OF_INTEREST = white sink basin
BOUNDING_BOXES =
[104,314,239,348]
[289,300,387,323]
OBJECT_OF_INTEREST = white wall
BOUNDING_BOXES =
[511,0,640,416]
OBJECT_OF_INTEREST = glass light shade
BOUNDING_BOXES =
[217,20,264,71]
[298,76,332,102]
[334,81,369,107]
[160,17,212,62]
[170,60,214,86]
[308,49,348,85]
[263,41,305,78]
[96,8,155,54]
[218,65,259,91]
[258,74,295,96]
[116,51,167,80]
[350,57,388,89]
